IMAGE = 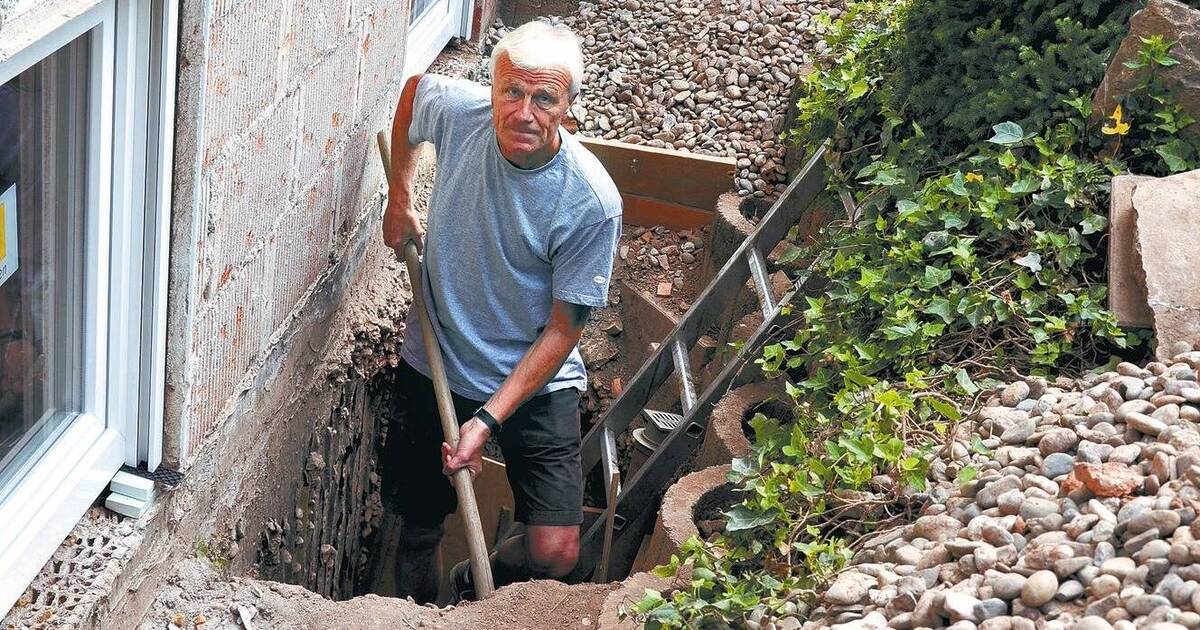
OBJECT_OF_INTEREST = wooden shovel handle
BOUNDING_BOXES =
[376,131,495,599]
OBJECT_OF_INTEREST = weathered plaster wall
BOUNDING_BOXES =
[165,0,412,468]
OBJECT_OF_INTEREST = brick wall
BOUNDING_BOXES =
[166,0,411,466]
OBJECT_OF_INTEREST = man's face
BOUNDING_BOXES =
[491,52,573,167]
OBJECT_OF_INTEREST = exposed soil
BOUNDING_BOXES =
[579,222,711,421]
[693,486,735,541]
[614,224,710,314]
[137,558,613,630]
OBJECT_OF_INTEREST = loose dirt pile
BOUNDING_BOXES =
[476,0,842,199]
[794,347,1200,630]
[137,558,613,630]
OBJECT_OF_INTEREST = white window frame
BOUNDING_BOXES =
[0,0,177,614]
[403,0,476,79]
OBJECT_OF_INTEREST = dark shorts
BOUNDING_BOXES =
[382,359,584,528]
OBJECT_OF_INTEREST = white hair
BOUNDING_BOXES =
[489,21,585,98]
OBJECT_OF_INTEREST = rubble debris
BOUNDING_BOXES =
[581,335,620,369]
[655,282,673,297]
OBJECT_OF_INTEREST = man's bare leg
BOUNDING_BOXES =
[491,524,580,585]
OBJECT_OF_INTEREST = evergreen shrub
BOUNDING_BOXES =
[894,0,1200,156]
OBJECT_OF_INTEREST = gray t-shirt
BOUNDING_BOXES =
[399,74,623,401]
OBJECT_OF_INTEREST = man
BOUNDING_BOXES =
[380,21,621,603]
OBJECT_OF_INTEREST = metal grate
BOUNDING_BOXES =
[120,463,183,489]
[641,409,685,439]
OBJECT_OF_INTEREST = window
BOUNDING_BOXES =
[404,0,476,79]
[0,0,177,614]
[0,32,90,494]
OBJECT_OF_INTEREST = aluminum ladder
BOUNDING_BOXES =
[572,146,827,582]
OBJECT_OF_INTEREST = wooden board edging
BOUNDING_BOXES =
[622,193,714,230]
[579,136,735,211]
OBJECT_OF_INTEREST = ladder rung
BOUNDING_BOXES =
[746,247,774,317]
[671,337,696,414]
[568,144,828,583]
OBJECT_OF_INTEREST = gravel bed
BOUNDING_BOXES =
[751,343,1200,630]
[473,0,843,199]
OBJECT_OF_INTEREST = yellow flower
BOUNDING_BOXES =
[1102,104,1130,136]
[965,172,984,183]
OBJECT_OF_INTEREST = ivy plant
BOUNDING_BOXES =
[627,3,1200,628]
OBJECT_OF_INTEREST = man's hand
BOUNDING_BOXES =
[382,195,424,257]
[382,73,425,257]
[442,417,490,479]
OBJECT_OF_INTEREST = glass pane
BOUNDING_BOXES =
[0,32,89,493]
[413,0,443,21]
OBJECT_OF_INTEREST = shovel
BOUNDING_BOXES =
[376,131,495,600]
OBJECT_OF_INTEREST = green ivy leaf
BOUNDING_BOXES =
[692,567,718,582]
[1156,139,1192,173]
[956,466,979,485]
[924,297,955,324]
[1013,252,1042,272]
[919,265,952,289]
[946,172,970,196]
[874,436,904,462]
[731,456,756,476]
[1080,214,1107,235]
[839,435,873,462]
[987,121,1027,145]
[724,505,777,532]
[1006,177,1039,194]
[847,79,870,100]
[928,397,962,421]
[955,368,979,395]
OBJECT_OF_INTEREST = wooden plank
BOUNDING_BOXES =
[622,193,713,230]
[579,136,734,210]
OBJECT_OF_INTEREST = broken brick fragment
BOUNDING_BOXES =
[1071,461,1144,497]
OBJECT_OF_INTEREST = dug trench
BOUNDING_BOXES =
[127,188,796,629]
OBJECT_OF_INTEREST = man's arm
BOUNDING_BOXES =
[382,73,425,254]
[442,298,590,477]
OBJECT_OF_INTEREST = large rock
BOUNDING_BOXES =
[1108,175,1156,327]
[825,571,879,606]
[1132,170,1200,358]
[1093,0,1200,137]
[1067,461,1145,497]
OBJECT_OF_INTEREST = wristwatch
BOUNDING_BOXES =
[473,406,502,435]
